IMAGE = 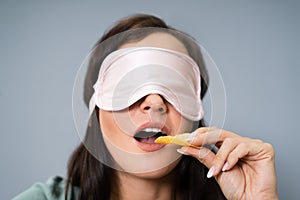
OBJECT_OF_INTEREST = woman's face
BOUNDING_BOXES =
[98,33,194,177]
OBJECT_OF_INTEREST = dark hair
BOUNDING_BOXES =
[66,14,225,200]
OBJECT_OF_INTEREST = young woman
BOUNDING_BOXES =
[14,14,278,200]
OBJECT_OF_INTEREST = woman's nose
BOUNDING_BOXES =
[139,94,167,114]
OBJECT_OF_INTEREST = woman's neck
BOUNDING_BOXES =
[112,170,177,200]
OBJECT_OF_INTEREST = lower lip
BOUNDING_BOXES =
[134,140,166,152]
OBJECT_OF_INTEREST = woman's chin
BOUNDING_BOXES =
[127,157,181,179]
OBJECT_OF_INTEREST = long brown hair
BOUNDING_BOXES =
[66,14,225,200]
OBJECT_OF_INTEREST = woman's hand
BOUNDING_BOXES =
[178,127,278,200]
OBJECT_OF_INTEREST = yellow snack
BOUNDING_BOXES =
[155,133,201,149]
[154,136,174,144]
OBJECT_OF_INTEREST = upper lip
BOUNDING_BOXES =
[134,122,169,136]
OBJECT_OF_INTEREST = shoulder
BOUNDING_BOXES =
[12,176,69,200]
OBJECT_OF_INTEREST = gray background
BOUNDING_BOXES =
[1,1,299,199]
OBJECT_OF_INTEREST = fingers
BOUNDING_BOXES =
[177,127,278,200]
[188,127,234,147]
[178,138,243,178]
[212,138,240,173]
[177,141,242,178]
[178,146,216,170]
[223,142,250,170]
[179,127,269,178]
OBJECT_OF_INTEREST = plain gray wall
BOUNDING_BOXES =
[1,1,299,199]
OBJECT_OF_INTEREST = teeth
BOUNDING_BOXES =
[142,127,162,132]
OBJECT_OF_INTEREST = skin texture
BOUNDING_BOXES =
[99,33,278,200]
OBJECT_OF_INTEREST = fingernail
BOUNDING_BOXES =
[222,162,229,172]
[207,166,215,178]
[176,149,187,155]
[187,130,197,142]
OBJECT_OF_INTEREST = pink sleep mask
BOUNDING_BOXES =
[89,47,204,121]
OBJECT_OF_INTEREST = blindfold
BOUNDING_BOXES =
[89,47,204,121]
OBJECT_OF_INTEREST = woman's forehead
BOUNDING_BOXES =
[119,32,189,56]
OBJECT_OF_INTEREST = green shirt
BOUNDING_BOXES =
[12,176,78,200]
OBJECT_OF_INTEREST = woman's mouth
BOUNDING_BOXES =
[134,127,168,152]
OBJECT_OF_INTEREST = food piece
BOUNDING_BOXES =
[154,133,201,149]
[154,136,174,144]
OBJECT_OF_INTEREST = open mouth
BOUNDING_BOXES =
[134,128,167,144]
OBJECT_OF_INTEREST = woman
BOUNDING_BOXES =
[14,14,278,200]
